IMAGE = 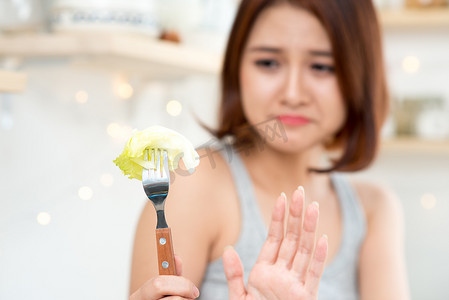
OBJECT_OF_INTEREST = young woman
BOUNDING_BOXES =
[129,0,410,299]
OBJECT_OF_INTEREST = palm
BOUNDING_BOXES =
[223,188,328,300]
[246,262,311,299]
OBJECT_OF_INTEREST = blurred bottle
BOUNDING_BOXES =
[50,0,160,37]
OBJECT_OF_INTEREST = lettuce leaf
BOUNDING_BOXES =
[113,126,199,180]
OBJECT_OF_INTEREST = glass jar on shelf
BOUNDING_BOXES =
[50,0,160,37]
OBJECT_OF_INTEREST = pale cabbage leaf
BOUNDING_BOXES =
[113,126,199,181]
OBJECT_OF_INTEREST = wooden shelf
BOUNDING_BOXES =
[0,70,27,93]
[379,8,449,28]
[0,33,222,78]
[381,138,449,153]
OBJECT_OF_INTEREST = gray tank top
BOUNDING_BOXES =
[199,147,366,300]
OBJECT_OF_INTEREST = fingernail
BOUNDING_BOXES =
[193,286,200,298]
[322,234,328,240]
[312,201,319,209]
[224,245,233,252]
[280,192,287,199]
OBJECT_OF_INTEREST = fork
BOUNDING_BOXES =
[142,148,176,275]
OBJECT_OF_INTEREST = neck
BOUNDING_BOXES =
[240,143,333,203]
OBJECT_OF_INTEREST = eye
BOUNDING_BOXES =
[311,63,335,73]
[255,59,280,69]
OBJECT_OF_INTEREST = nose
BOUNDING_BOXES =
[282,67,309,107]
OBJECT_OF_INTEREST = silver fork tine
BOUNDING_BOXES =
[143,149,149,181]
[151,148,156,178]
[162,150,169,178]
[156,149,161,179]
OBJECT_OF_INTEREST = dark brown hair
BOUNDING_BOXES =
[212,0,388,172]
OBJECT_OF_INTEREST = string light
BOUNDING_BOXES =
[402,55,420,74]
[107,122,133,140]
[37,212,51,225]
[78,186,93,201]
[420,193,436,210]
[107,122,121,138]
[100,173,114,187]
[75,90,89,104]
[166,100,183,117]
[117,82,134,99]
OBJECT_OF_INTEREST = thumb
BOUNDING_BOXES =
[223,246,246,300]
[174,255,183,276]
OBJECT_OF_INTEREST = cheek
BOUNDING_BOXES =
[239,65,267,122]
[240,65,280,114]
[311,80,346,135]
[323,92,346,131]
[331,86,346,126]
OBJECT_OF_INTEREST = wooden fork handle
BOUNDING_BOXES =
[156,228,177,275]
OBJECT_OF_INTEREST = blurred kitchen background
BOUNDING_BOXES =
[0,0,448,299]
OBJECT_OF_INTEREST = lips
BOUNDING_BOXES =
[278,115,310,126]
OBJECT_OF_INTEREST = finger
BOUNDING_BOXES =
[277,187,304,268]
[162,297,198,300]
[162,297,196,300]
[255,193,286,264]
[138,275,200,299]
[223,246,247,300]
[292,201,320,281]
[175,255,183,276]
[305,235,328,294]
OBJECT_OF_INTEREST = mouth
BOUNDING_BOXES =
[277,115,311,126]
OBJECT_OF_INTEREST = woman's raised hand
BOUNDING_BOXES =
[129,256,200,300]
[223,187,328,300]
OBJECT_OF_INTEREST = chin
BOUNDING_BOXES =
[258,135,318,154]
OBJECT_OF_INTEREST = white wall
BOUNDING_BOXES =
[1,17,449,300]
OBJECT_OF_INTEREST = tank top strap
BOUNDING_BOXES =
[323,173,367,277]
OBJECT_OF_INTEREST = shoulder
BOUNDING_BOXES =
[350,179,403,227]
[166,145,239,237]
[349,181,410,298]
[170,146,234,195]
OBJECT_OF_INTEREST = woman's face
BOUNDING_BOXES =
[240,3,346,153]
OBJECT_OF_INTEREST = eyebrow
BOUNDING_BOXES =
[309,50,332,57]
[247,47,333,57]
[248,46,281,53]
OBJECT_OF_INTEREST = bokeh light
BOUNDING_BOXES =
[402,55,420,74]
[37,212,51,225]
[420,193,436,210]
[107,122,133,140]
[166,100,183,117]
[78,186,93,201]
[75,90,89,104]
[100,173,114,187]
[116,82,134,100]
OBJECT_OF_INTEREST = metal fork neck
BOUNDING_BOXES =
[156,210,168,229]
